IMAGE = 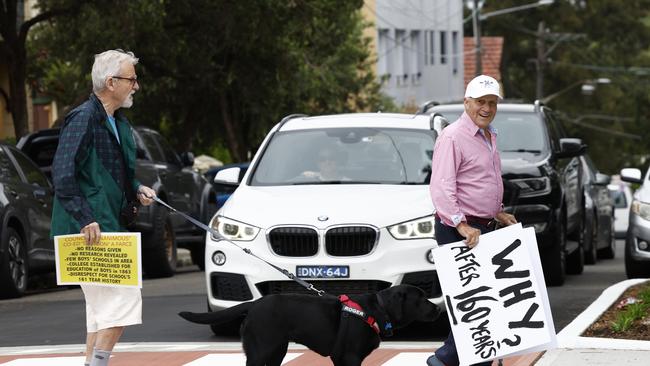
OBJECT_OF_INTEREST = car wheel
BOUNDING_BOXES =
[625,241,648,278]
[190,243,206,271]
[584,212,598,265]
[598,214,616,259]
[143,207,177,278]
[542,216,566,286]
[0,228,28,299]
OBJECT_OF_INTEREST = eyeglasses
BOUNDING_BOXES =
[112,76,139,86]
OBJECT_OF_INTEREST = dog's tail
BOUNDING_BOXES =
[179,302,253,325]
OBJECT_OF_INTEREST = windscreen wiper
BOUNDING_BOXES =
[501,149,542,154]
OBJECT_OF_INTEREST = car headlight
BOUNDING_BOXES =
[510,177,551,198]
[388,215,435,240]
[631,200,650,221]
[209,216,260,241]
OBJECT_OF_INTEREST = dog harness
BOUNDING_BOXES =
[338,294,392,336]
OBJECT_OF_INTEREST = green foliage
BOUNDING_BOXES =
[27,0,385,161]
[480,0,650,174]
[610,284,650,333]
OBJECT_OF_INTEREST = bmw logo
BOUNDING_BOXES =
[318,215,329,222]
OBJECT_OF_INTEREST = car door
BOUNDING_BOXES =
[546,111,582,229]
[4,146,54,269]
[137,130,193,230]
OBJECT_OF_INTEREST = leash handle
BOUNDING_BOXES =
[150,196,325,296]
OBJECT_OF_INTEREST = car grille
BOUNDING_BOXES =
[325,226,377,256]
[401,270,442,298]
[256,280,391,296]
[210,272,253,301]
[268,227,319,257]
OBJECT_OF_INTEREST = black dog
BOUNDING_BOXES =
[179,284,440,366]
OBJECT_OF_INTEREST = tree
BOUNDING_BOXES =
[0,0,81,139]
[478,0,650,173]
[27,0,388,162]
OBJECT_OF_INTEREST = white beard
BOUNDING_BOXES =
[121,93,134,108]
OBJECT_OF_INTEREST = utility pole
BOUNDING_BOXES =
[473,0,482,76]
[536,21,545,100]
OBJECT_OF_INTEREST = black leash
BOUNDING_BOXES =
[149,196,325,296]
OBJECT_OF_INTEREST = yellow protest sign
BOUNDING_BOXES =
[54,232,142,288]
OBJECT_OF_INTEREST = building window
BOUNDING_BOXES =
[410,30,422,84]
[429,30,435,65]
[440,31,447,64]
[377,28,391,82]
[452,31,459,74]
[424,31,428,66]
[395,29,407,86]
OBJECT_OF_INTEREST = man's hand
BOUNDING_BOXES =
[495,211,517,226]
[456,222,481,248]
[137,185,156,206]
[81,222,101,245]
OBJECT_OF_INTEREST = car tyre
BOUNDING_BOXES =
[143,207,177,278]
[625,242,649,278]
[190,243,206,271]
[542,217,566,286]
[583,211,598,265]
[598,214,616,259]
[0,228,28,299]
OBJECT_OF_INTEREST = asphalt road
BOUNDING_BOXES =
[0,241,627,347]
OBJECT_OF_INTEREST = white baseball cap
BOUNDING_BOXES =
[464,75,502,99]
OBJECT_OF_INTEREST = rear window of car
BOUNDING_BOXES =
[611,190,628,208]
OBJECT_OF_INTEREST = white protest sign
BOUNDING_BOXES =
[431,224,556,365]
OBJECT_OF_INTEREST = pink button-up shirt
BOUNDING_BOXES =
[429,111,503,227]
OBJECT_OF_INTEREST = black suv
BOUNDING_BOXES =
[429,101,586,286]
[17,127,217,277]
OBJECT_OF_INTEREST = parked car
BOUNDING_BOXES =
[608,179,633,238]
[204,112,441,333]
[204,162,250,209]
[620,167,650,278]
[17,127,217,276]
[428,101,586,286]
[578,154,615,263]
[0,143,54,298]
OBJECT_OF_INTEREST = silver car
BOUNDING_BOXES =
[620,167,650,278]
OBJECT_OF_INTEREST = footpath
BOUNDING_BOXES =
[1,279,649,365]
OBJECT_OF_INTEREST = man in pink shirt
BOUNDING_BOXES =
[426,75,517,366]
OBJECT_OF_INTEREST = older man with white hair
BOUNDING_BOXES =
[426,75,518,366]
[51,49,156,366]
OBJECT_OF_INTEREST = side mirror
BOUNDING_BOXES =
[180,152,195,167]
[594,173,611,186]
[556,138,587,159]
[214,167,242,186]
[621,168,643,184]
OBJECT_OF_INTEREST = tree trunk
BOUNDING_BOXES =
[219,93,242,162]
[8,52,29,139]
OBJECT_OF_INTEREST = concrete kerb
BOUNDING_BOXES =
[535,278,650,366]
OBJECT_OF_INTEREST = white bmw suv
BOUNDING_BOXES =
[204,112,444,319]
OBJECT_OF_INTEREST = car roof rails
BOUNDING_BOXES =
[430,112,450,132]
[416,100,440,115]
[534,99,545,112]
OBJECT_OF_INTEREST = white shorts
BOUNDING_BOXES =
[81,284,142,332]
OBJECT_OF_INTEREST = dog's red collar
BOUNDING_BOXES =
[339,294,380,334]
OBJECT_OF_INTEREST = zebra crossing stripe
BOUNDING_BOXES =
[0,356,86,365]
[182,353,302,366]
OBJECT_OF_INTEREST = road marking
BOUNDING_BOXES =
[182,353,302,366]
[382,352,431,365]
[0,356,86,365]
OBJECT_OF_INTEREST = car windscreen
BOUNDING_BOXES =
[250,128,435,186]
[435,109,549,159]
